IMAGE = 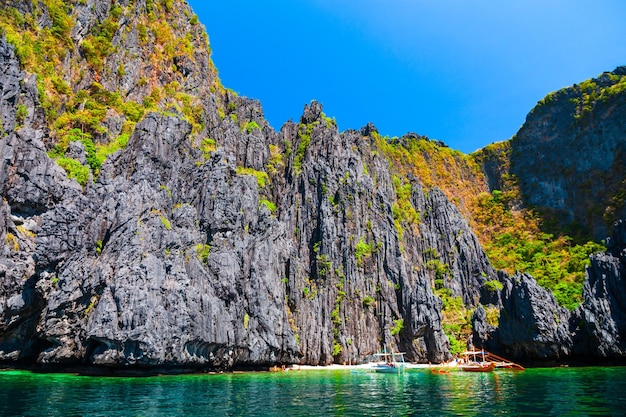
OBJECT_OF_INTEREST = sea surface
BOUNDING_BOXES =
[1,366,625,416]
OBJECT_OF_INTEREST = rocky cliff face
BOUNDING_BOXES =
[572,219,626,359]
[468,68,626,364]
[0,1,499,371]
[502,68,626,240]
[1,1,626,372]
[0,1,297,370]
[472,272,574,363]
[0,39,300,367]
[267,103,498,365]
[473,219,626,365]
[0,17,498,367]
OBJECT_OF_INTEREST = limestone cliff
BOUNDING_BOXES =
[481,68,626,241]
[573,219,626,359]
[469,68,626,365]
[0,1,497,371]
[0,0,625,372]
[474,220,626,365]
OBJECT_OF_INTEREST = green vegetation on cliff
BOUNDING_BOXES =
[471,137,610,310]
[535,72,626,121]
[0,0,615,359]
[371,125,606,311]
[473,185,604,310]
[512,68,626,243]
[371,131,486,219]
[1,0,222,182]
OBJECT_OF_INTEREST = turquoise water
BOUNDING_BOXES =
[1,367,625,416]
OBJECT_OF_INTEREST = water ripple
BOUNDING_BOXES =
[1,367,624,416]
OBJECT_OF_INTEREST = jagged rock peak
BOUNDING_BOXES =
[606,219,626,256]
[300,100,324,124]
[359,122,378,136]
[613,65,626,76]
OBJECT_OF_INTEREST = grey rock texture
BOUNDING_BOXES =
[506,67,626,240]
[572,220,626,359]
[32,114,300,368]
[473,273,572,362]
[1,1,626,372]
[268,102,498,365]
[473,220,626,364]
[0,27,298,370]
[0,37,21,135]
[0,20,497,368]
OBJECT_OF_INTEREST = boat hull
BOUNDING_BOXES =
[369,350,406,374]
[371,362,405,373]
[460,363,495,372]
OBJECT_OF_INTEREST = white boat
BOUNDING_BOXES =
[369,350,406,374]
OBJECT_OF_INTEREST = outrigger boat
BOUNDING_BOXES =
[487,351,525,370]
[429,350,524,374]
[369,350,406,374]
[458,350,526,372]
[459,350,496,372]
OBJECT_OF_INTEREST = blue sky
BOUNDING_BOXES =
[187,1,626,153]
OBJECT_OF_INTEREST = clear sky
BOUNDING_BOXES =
[187,0,626,153]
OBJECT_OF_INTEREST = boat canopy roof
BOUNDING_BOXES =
[373,352,406,357]
[460,351,487,356]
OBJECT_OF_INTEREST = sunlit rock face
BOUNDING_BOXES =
[1,1,625,372]
[573,220,626,359]
[506,67,626,241]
